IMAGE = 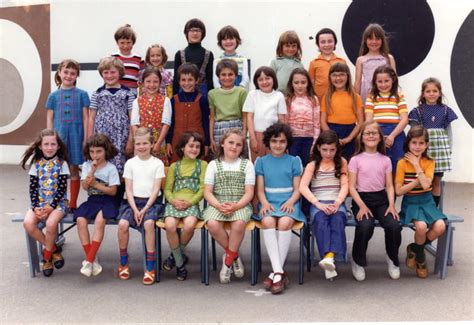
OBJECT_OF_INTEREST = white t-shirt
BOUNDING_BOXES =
[204,158,255,186]
[123,155,165,197]
[81,161,120,196]
[130,96,172,126]
[242,89,287,132]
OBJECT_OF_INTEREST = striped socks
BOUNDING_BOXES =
[146,251,155,271]
[120,248,128,266]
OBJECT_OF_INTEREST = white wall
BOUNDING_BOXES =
[2,0,473,182]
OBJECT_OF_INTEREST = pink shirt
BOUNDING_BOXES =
[348,152,392,192]
[286,95,320,139]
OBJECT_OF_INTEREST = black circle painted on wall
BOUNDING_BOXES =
[341,0,435,76]
[451,10,474,129]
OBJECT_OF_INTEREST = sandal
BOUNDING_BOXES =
[42,260,54,277]
[162,254,175,271]
[118,264,130,280]
[176,265,188,281]
[52,246,65,269]
[416,261,428,279]
[406,244,416,269]
[143,270,156,285]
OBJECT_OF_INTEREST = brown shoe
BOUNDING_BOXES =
[270,273,286,294]
[416,261,429,278]
[263,274,273,290]
[42,260,54,277]
[406,244,416,269]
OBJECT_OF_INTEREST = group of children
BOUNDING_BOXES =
[22,19,458,294]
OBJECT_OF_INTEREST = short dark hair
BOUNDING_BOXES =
[262,122,293,149]
[217,25,242,49]
[175,132,205,159]
[253,66,278,90]
[114,24,136,44]
[177,63,200,80]
[216,59,238,77]
[83,134,118,161]
[141,66,162,84]
[315,28,338,49]
[404,126,430,159]
[184,18,206,40]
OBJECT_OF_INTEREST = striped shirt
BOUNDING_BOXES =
[112,52,145,91]
[310,160,347,201]
[365,92,407,123]
[395,157,434,195]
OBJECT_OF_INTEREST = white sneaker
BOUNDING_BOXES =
[80,260,93,277]
[325,269,338,281]
[92,257,102,276]
[319,257,336,271]
[219,254,232,284]
[351,260,366,281]
[232,256,245,278]
[386,255,400,280]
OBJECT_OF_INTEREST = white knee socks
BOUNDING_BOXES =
[263,228,283,276]
[278,230,292,267]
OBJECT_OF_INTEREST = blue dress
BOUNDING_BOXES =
[254,154,305,222]
[45,87,90,165]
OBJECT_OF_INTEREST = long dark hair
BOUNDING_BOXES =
[21,129,68,169]
[404,126,431,160]
[370,65,399,100]
[310,130,343,178]
[285,68,317,106]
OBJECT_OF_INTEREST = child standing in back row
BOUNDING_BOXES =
[143,44,173,98]
[270,31,304,93]
[46,59,90,211]
[408,78,458,207]
[112,24,145,96]
[354,23,396,104]
[365,65,408,172]
[308,28,346,104]
[208,59,248,153]
[213,25,250,90]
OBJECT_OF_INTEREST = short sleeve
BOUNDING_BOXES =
[60,161,70,176]
[130,98,140,126]
[45,93,55,110]
[208,90,216,113]
[397,93,408,114]
[320,95,327,113]
[364,96,374,113]
[254,157,263,176]
[355,93,363,109]
[28,163,38,176]
[89,91,98,111]
[277,92,287,114]
[162,97,172,125]
[127,90,135,111]
[445,106,458,126]
[291,156,303,177]
[123,160,133,180]
[395,160,406,186]
[242,90,255,113]
[107,164,121,186]
[154,159,165,179]
[239,88,248,107]
[204,160,217,185]
[244,160,256,185]
[348,155,358,173]
[384,156,392,173]
[81,161,91,180]
[408,108,421,124]
[80,90,91,108]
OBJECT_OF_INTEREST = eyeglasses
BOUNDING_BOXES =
[330,73,347,79]
[189,28,202,33]
[362,131,378,136]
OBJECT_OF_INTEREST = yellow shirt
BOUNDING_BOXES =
[395,157,434,195]
[321,90,362,125]
[308,54,346,104]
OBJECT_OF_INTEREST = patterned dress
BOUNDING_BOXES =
[137,93,169,165]
[29,157,70,212]
[203,159,253,222]
[164,158,205,219]
[90,85,134,174]
[408,104,458,172]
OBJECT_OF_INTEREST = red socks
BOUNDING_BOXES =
[224,247,239,267]
[83,243,91,256]
[69,179,80,209]
[43,248,52,261]
[86,241,101,263]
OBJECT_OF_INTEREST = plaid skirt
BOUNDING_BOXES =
[214,119,243,144]
[427,128,452,172]
[203,194,252,222]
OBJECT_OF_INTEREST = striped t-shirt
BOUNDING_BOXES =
[365,92,407,123]
[112,52,145,91]
[310,160,347,201]
[395,157,434,195]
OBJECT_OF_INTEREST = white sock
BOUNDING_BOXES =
[263,228,283,277]
[278,230,292,267]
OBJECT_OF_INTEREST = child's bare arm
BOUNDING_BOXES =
[46,110,54,130]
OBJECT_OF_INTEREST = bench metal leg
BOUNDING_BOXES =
[140,228,147,271]
[256,228,262,273]
[204,228,209,285]
[211,237,217,271]
[156,227,161,283]
[25,231,40,278]
[305,225,311,272]
[299,227,304,284]
[251,228,257,285]
[434,223,453,279]
[200,228,204,283]
[447,226,455,266]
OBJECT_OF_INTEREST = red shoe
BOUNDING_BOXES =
[270,273,286,294]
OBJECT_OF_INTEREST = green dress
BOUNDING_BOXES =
[203,159,253,222]
[164,158,207,219]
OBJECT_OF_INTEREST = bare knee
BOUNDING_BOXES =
[118,220,129,233]
[165,219,177,233]
[433,220,446,234]
[261,217,276,229]
[144,220,155,232]
[207,220,221,233]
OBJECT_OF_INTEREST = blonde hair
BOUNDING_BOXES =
[98,56,125,78]
[276,31,302,60]
[134,127,154,144]
[215,129,247,160]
